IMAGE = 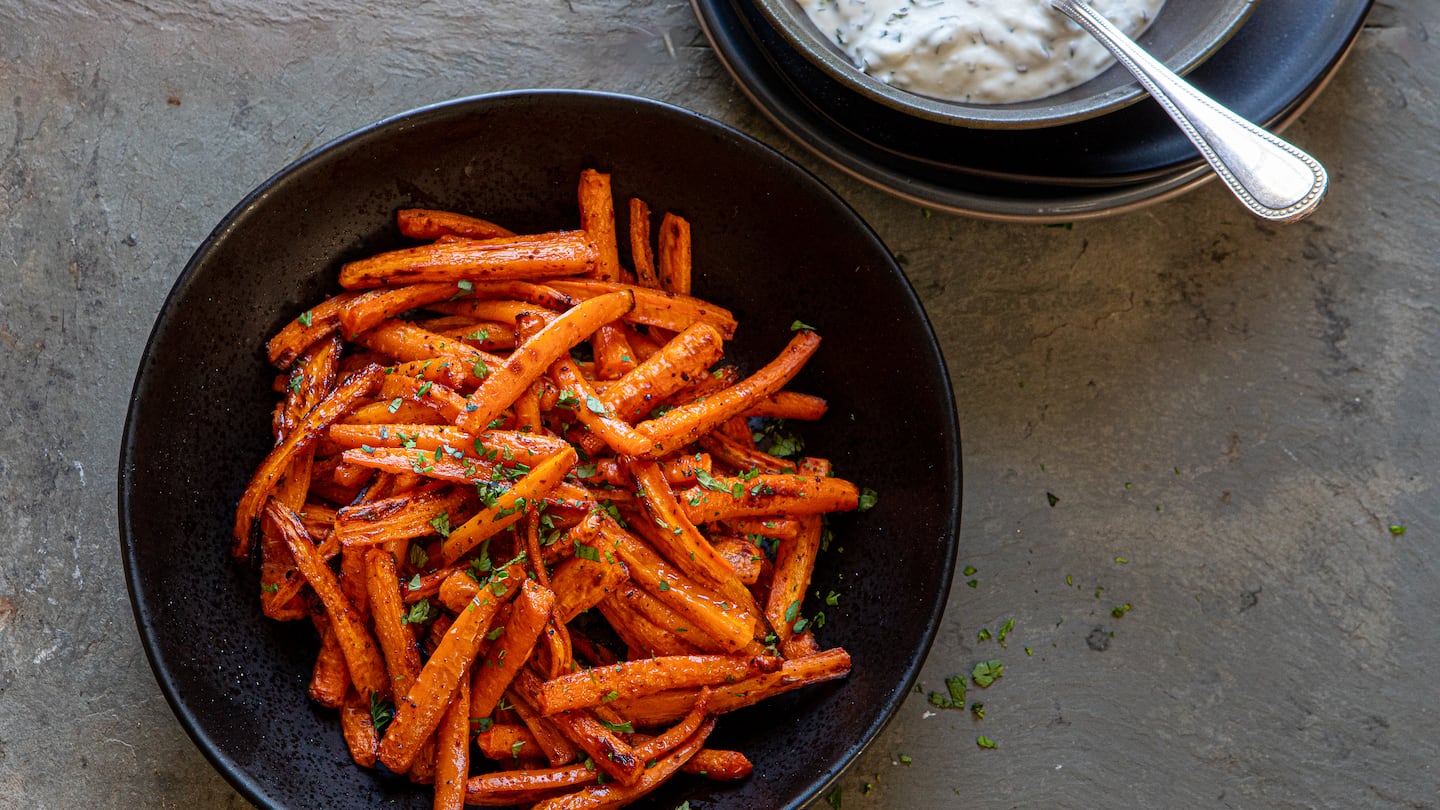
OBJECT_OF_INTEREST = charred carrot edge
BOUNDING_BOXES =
[628,197,659,289]
[397,208,515,241]
[656,212,692,296]
[338,230,598,289]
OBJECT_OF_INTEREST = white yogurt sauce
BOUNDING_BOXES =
[797,0,1167,104]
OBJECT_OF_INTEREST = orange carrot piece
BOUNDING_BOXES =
[545,279,736,339]
[364,550,423,692]
[397,208,515,241]
[441,446,577,564]
[549,552,630,624]
[613,648,852,726]
[334,484,471,547]
[309,616,351,709]
[338,230,598,289]
[376,568,520,773]
[339,689,380,768]
[634,331,821,458]
[234,364,384,555]
[680,472,859,523]
[577,169,621,282]
[337,282,462,339]
[470,579,556,718]
[627,198,659,289]
[697,431,796,474]
[266,291,364,368]
[656,212,692,296]
[550,361,658,456]
[475,724,541,760]
[266,499,389,699]
[535,655,765,716]
[530,718,715,810]
[457,290,635,433]
[598,322,725,422]
[433,677,471,810]
[743,390,829,420]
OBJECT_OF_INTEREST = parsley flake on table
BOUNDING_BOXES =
[976,735,998,750]
[1389,524,1407,536]
[972,659,1003,688]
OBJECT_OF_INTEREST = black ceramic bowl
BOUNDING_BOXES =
[119,90,961,809]
[753,0,1255,129]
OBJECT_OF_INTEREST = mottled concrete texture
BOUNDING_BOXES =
[2,1,1437,807]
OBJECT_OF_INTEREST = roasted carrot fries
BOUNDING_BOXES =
[234,169,859,809]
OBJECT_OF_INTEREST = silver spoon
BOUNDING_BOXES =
[1050,0,1328,222]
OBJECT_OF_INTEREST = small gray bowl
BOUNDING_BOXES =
[752,0,1255,129]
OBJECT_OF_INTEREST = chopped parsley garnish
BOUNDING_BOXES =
[997,617,1014,647]
[976,735,997,750]
[575,541,601,562]
[369,692,394,735]
[408,542,429,569]
[297,310,313,327]
[791,320,816,332]
[402,598,438,626]
[1046,492,1060,507]
[428,511,451,538]
[598,718,634,734]
[928,673,967,709]
[971,659,1003,688]
[1111,603,1133,618]
[857,488,878,512]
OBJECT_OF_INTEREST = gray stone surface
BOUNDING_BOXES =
[1,0,1436,807]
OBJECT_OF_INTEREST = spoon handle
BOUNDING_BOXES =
[1051,0,1327,222]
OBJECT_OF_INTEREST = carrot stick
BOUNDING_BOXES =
[470,578,556,718]
[397,208,515,241]
[633,331,821,457]
[266,499,389,699]
[550,361,658,456]
[743,390,829,420]
[612,648,852,726]
[267,291,364,368]
[376,567,520,773]
[656,212,692,296]
[627,197,659,289]
[457,290,635,433]
[505,684,581,767]
[544,279,737,339]
[337,283,463,339]
[338,230,598,289]
[441,446,577,564]
[549,552,630,624]
[598,322,725,422]
[433,676,471,810]
[530,717,715,810]
[234,364,384,555]
[697,431,796,474]
[334,484,471,547]
[309,615,351,709]
[535,655,767,716]
[339,689,380,768]
[364,549,423,693]
[475,724,540,760]
[577,169,621,282]
[680,472,859,523]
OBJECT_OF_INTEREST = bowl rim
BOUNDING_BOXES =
[752,0,1257,130]
[117,88,963,810]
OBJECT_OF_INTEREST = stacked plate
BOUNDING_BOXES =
[692,0,1374,222]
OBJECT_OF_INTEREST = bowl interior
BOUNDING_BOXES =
[119,90,962,809]
[756,0,1256,128]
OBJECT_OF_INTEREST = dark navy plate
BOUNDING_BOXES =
[695,0,1372,220]
[119,90,962,810]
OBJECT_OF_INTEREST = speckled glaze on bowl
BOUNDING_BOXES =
[118,90,961,809]
[754,0,1255,129]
